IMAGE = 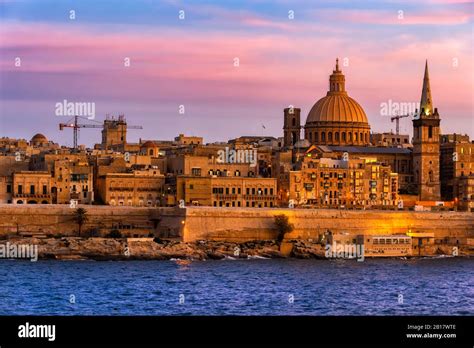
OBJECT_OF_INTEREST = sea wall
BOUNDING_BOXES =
[0,205,472,244]
[0,204,184,238]
[182,207,474,242]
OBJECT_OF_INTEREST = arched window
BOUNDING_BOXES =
[315,132,319,142]
[335,132,339,142]
[321,132,326,142]
[360,133,363,142]
[308,132,312,142]
[292,118,296,127]
[328,132,333,142]
[348,132,352,142]
[342,132,346,142]
[354,132,358,141]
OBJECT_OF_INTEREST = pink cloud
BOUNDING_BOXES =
[317,8,472,25]
[0,21,472,138]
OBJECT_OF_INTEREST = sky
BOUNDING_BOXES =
[0,0,473,147]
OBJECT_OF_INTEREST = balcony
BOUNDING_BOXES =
[13,193,50,198]
[215,194,238,200]
[108,187,134,191]
[243,194,277,201]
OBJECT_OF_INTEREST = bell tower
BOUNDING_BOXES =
[412,60,441,201]
[283,107,301,147]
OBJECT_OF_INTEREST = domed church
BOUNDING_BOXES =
[304,59,371,146]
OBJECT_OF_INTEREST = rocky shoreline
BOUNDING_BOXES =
[0,237,327,261]
[0,237,471,261]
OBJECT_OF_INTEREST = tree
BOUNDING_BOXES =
[72,207,88,237]
[106,229,122,238]
[274,214,294,245]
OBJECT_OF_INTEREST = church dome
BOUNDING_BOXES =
[140,141,157,149]
[304,59,371,146]
[306,94,368,124]
[30,133,48,144]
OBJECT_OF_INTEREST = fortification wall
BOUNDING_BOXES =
[0,205,472,243]
[0,205,184,238]
[182,207,474,242]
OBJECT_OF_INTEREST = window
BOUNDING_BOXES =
[191,168,201,176]
[43,185,47,194]
[328,132,333,142]
[190,184,194,190]
[321,132,326,142]
[238,188,241,194]
[30,185,35,194]
[226,188,229,194]
[292,118,296,126]
[315,132,319,142]
[335,132,339,141]
[428,126,433,138]
[342,132,346,142]
[270,188,274,195]
[6,184,11,193]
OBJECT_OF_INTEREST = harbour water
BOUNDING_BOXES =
[0,258,472,315]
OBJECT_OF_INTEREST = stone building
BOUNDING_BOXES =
[176,176,278,207]
[370,132,411,148]
[101,115,128,151]
[0,156,29,203]
[29,153,94,204]
[455,175,474,211]
[288,157,398,208]
[97,169,165,206]
[167,154,257,178]
[12,171,52,204]
[440,134,474,200]
[174,134,203,146]
[283,107,301,147]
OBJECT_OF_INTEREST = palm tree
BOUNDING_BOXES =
[73,207,89,237]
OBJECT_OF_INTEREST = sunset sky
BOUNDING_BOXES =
[1,0,473,146]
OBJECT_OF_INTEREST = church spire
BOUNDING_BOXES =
[420,60,433,116]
